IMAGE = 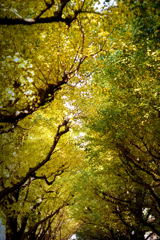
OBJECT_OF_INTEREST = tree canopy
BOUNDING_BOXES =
[0,0,160,240]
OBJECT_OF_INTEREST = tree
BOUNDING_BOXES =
[0,0,105,133]
[0,1,109,239]
[72,0,160,239]
[0,98,86,240]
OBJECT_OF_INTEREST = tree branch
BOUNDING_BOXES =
[20,207,61,240]
[0,79,66,125]
[31,163,69,185]
[0,0,84,26]
[0,119,70,201]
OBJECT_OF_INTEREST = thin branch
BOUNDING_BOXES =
[20,207,61,240]
[31,163,69,185]
[36,0,56,19]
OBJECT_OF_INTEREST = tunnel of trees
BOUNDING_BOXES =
[0,0,160,240]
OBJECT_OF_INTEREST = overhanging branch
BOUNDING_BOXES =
[0,119,70,201]
[31,163,69,185]
[0,0,84,26]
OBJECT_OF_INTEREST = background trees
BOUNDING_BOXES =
[73,0,160,239]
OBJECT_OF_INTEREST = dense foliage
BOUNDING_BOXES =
[0,0,160,240]
[74,1,160,239]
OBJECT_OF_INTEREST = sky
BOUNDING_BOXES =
[95,0,117,10]
[0,220,5,240]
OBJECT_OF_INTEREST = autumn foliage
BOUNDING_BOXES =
[0,1,160,240]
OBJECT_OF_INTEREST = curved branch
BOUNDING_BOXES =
[31,163,69,185]
[0,0,84,26]
[0,79,66,125]
[0,119,70,201]
[20,207,61,240]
